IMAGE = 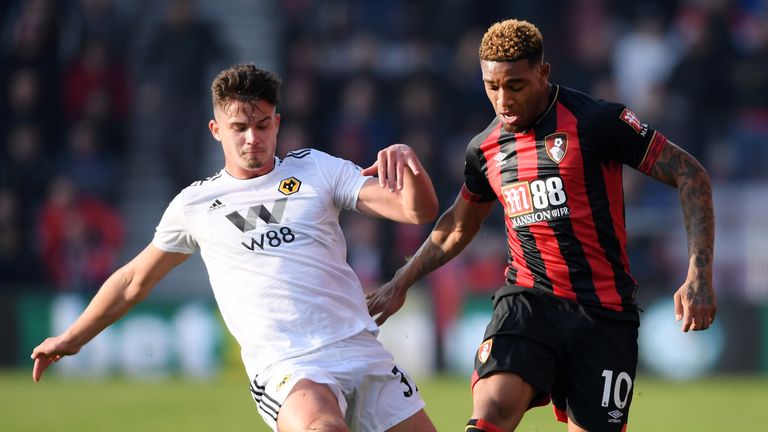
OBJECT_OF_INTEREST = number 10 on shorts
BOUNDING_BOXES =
[601,369,633,409]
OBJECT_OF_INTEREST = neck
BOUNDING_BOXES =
[522,83,554,132]
[534,83,554,121]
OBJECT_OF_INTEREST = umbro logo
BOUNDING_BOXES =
[607,410,623,419]
[494,152,507,167]
[208,199,225,212]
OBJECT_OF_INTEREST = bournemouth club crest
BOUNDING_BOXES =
[544,132,568,164]
[478,339,493,363]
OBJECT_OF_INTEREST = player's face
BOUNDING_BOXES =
[209,99,281,179]
[481,59,550,133]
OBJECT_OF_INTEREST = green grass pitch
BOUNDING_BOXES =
[2,370,766,431]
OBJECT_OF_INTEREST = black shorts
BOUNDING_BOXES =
[472,288,639,432]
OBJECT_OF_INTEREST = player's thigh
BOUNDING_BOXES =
[385,409,436,432]
[567,419,591,432]
[247,363,347,431]
[473,292,560,412]
[560,316,638,432]
[277,379,348,432]
[471,371,538,429]
[353,363,429,431]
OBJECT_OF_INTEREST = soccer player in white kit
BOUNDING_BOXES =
[30,64,439,432]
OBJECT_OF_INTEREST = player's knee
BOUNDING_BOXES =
[303,415,349,432]
[472,374,535,424]
[278,412,349,432]
[470,392,530,431]
[473,392,524,422]
[466,418,504,432]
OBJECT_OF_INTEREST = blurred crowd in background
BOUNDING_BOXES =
[1,0,766,335]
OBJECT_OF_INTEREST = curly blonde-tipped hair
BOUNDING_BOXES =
[479,19,543,64]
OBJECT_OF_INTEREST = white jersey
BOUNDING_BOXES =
[152,149,378,371]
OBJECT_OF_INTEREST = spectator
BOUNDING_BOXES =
[0,187,41,287]
[327,75,394,162]
[727,10,768,180]
[62,36,132,158]
[0,123,53,216]
[559,0,615,94]
[59,0,134,64]
[139,0,230,193]
[613,6,680,115]
[0,0,63,140]
[56,120,120,203]
[667,7,735,162]
[37,176,123,293]
[1,67,61,149]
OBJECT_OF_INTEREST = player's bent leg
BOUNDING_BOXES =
[567,419,591,432]
[470,372,538,431]
[385,408,436,432]
[276,379,349,432]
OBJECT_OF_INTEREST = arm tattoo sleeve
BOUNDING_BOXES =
[650,143,715,300]
[410,238,453,280]
[404,207,481,284]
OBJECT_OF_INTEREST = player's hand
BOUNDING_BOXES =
[673,278,716,332]
[361,144,424,192]
[30,336,80,382]
[366,279,408,327]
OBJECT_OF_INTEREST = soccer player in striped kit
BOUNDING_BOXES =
[368,19,716,432]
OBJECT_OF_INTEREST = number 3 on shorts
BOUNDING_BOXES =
[391,366,415,397]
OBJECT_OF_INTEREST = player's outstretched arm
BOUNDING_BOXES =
[367,194,494,326]
[357,144,438,224]
[31,244,190,381]
[647,140,716,332]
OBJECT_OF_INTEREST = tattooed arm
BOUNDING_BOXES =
[367,194,495,326]
[648,140,716,332]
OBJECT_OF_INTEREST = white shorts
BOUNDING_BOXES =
[245,331,426,432]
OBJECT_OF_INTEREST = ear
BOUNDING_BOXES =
[208,119,221,141]
[275,112,281,132]
[538,62,551,82]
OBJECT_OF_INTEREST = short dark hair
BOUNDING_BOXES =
[479,19,543,65]
[211,64,281,110]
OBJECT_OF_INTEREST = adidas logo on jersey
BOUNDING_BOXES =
[208,199,225,212]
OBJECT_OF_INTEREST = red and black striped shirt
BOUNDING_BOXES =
[462,85,666,316]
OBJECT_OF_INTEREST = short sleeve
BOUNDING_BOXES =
[592,102,667,173]
[463,137,497,203]
[152,192,197,254]
[312,150,370,211]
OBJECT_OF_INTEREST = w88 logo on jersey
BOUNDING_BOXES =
[501,177,567,218]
